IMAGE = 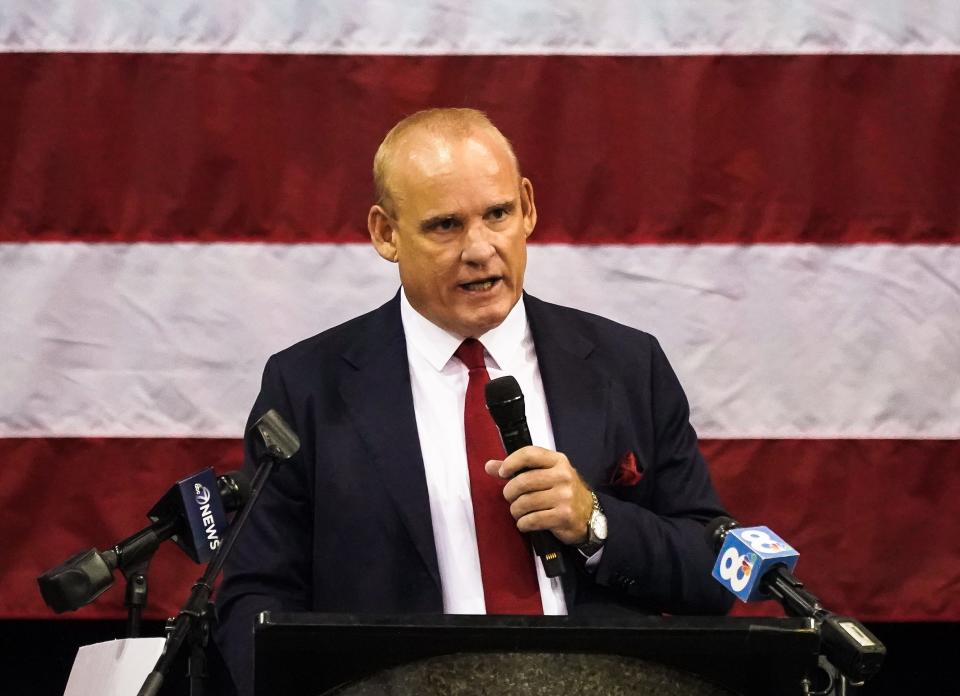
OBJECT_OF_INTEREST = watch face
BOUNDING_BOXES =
[591,511,608,541]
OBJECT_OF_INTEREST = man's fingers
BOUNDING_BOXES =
[502,468,558,501]
[484,459,503,477]
[495,446,558,477]
[515,508,570,534]
[508,489,558,519]
[483,445,591,544]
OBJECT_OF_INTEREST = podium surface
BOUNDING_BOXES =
[254,613,819,695]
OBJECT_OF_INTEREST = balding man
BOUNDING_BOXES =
[215,109,733,691]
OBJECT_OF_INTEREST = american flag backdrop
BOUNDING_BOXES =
[0,1,958,622]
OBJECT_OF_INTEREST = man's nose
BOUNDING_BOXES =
[460,220,496,265]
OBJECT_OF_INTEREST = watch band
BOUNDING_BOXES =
[577,492,607,557]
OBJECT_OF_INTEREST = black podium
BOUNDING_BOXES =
[254,613,820,695]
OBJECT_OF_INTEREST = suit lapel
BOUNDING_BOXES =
[526,295,611,608]
[334,293,611,608]
[338,295,442,592]
[526,295,611,487]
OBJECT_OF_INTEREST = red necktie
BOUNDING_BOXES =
[454,338,543,615]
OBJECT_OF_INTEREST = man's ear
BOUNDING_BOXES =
[368,205,399,262]
[520,177,537,239]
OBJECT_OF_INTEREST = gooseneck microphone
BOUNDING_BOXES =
[707,516,886,683]
[37,469,252,614]
[138,409,299,696]
[485,375,567,578]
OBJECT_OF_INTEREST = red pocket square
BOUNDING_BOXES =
[610,451,644,487]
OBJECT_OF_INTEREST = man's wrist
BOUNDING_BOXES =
[576,491,607,556]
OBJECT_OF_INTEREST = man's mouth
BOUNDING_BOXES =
[459,277,501,292]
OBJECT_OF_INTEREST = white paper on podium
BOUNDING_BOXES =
[63,637,165,696]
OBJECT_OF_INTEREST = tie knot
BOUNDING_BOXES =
[454,338,487,371]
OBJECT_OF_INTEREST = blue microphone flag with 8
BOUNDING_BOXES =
[711,525,799,602]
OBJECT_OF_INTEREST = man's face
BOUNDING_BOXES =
[369,129,536,338]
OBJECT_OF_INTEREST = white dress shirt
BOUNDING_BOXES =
[400,289,568,615]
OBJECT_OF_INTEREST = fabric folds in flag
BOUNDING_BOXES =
[0,1,957,621]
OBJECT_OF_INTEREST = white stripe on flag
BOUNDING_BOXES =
[2,242,957,439]
[2,1,959,55]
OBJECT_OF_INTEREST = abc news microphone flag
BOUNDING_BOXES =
[1,1,958,622]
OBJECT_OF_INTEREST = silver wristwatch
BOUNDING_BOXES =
[577,492,607,556]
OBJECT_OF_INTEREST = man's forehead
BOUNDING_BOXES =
[388,129,518,210]
[396,129,512,177]
[401,133,458,178]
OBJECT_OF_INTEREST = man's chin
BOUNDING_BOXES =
[451,303,513,338]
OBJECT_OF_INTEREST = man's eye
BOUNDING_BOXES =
[428,218,458,232]
[488,208,508,220]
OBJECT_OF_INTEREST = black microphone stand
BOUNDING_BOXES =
[138,410,299,696]
[117,517,179,637]
[124,565,149,638]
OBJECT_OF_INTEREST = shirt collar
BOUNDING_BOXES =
[399,288,529,372]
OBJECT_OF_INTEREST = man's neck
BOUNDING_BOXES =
[399,288,528,371]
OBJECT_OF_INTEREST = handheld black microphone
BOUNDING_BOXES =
[707,516,886,683]
[38,469,252,614]
[485,376,567,578]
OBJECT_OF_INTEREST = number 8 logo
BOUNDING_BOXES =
[718,547,751,592]
[740,529,782,553]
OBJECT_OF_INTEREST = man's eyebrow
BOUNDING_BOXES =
[485,200,516,214]
[418,201,517,231]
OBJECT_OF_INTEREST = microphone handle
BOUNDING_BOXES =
[762,566,885,682]
[760,564,825,619]
[498,421,567,578]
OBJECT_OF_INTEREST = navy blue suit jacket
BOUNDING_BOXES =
[215,293,733,686]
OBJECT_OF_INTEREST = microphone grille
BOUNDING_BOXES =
[705,516,739,553]
[219,470,253,512]
[485,376,525,427]
[253,409,301,460]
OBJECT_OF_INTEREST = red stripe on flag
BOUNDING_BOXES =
[3,437,957,620]
[1,437,244,620]
[1,53,959,244]
[705,438,960,622]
